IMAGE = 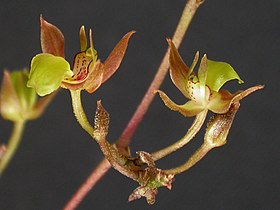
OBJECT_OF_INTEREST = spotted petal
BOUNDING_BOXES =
[84,60,104,93]
[61,51,92,91]
[168,39,199,99]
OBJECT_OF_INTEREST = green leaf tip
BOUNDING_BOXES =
[28,53,72,96]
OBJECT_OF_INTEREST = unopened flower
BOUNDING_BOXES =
[0,69,53,121]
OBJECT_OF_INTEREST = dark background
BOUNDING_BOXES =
[0,0,279,209]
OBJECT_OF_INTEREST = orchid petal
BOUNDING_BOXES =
[61,50,99,91]
[28,53,72,96]
[208,85,264,114]
[40,16,65,57]
[189,51,200,73]
[197,54,207,86]
[206,60,243,92]
[84,60,104,93]
[157,90,205,117]
[167,39,191,98]
[208,90,238,114]
[102,31,135,83]
[70,51,92,79]
[80,25,87,51]
[232,85,264,103]
[88,29,98,63]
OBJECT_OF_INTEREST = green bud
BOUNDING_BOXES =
[0,69,53,122]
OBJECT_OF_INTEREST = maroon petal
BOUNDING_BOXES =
[40,16,65,57]
[102,31,135,83]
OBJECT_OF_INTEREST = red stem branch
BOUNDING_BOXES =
[63,159,110,210]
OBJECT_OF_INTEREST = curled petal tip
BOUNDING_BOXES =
[233,84,264,102]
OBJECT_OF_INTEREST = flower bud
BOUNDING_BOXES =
[204,102,240,148]
[0,69,53,122]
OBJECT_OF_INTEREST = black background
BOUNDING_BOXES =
[0,0,279,209]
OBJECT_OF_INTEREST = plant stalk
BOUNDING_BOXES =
[116,0,205,149]
[63,159,111,210]
[163,143,211,175]
[151,109,208,161]
[70,90,94,138]
[0,120,26,176]
[64,1,204,209]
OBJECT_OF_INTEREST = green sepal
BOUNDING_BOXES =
[28,53,72,96]
[0,71,22,121]
[10,70,37,112]
[206,60,244,92]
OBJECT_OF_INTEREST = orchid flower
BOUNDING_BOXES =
[27,17,134,96]
[157,39,263,117]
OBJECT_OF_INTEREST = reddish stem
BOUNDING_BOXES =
[63,159,110,210]
[116,0,204,149]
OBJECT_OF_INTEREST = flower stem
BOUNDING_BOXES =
[70,90,94,138]
[163,143,212,175]
[63,158,111,210]
[0,120,26,176]
[151,109,208,161]
[64,1,204,209]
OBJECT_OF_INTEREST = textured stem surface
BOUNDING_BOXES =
[70,90,94,137]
